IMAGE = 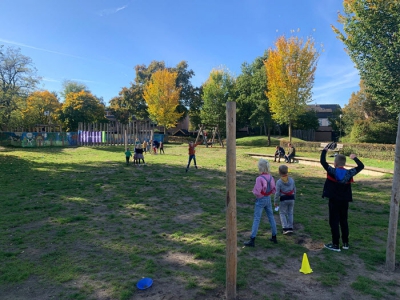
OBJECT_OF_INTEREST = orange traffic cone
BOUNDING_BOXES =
[299,253,313,274]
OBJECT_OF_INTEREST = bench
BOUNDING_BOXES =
[319,143,343,154]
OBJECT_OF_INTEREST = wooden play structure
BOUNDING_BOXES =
[194,124,224,148]
[77,120,155,146]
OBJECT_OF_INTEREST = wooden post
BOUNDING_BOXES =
[226,101,237,300]
[386,113,400,271]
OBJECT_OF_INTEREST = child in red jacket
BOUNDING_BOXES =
[185,141,201,172]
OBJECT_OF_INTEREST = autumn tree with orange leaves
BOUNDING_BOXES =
[59,91,106,131]
[264,36,319,142]
[143,69,182,134]
[22,91,61,128]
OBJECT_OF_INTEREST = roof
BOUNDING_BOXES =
[308,104,341,118]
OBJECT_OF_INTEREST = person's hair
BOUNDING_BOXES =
[279,165,288,175]
[335,154,346,167]
[127,148,129,150]
[258,158,270,173]
[276,146,279,149]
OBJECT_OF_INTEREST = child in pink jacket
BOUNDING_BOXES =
[244,158,278,247]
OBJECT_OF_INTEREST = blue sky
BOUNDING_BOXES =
[0,0,359,108]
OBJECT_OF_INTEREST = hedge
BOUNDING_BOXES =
[280,140,395,161]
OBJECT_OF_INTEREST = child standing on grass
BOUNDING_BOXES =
[125,148,132,165]
[320,143,364,252]
[244,158,278,247]
[159,141,165,154]
[143,140,148,154]
[186,141,201,172]
[135,144,145,165]
[274,165,296,234]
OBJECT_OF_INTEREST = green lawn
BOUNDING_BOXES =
[0,141,398,300]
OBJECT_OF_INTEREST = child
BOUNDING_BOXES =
[244,158,278,247]
[135,144,145,165]
[159,141,165,154]
[185,141,201,172]
[142,140,148,154]
[125,148,132,165]
[320,142,364,252]
[133,146,139,165]
[152,140,159,154]
[274,146,285,162]
[274,165,296,234]
[285,143,296,163]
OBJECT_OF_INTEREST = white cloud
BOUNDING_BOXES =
[0,38,84,59]
[42,77,60,83]
[97,4,128,16]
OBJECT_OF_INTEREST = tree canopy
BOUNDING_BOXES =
[143,69,182,133]
[22,91,61,128]
[59,91,106,131]
[332,0,400,114]
[200,69,236,132]
[0,45,40,129]
[264,36,319,142]
[236,52,274,138]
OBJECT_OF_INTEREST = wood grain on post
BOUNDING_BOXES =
[386,113,400,271]
[226,101,237,300]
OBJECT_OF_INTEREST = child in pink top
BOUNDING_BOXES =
[244,158,278,247]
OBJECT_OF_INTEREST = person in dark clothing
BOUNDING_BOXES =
[274,146,285,162]
[285,143,296,163]
[320,143,364,252]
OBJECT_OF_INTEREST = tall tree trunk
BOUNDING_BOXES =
[288,120,292,142]
[267,126,271,146]
[386,113,400,271]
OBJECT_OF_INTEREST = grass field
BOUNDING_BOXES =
[0,138,399,300]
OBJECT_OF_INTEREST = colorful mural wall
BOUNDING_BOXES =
[0,132,78,147]
[0,132,164,148]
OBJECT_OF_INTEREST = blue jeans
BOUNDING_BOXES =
[279,200,295,229]
[250,196,277,238]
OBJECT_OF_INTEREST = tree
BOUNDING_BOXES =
[332,0,400,271]
[59,91,106,131]
[143,69,182,134]
[200,69,236,133]
[60,80,89,100]
[293,110,319,131]
[341,81,397,143]
[236,52,274,142]
[109,85,148,123]
[264,36,319,142]
[0,45,40,129]
[22,90,61,128]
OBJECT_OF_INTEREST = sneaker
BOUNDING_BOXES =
[286,228,293,234]
[282,229,289,235]
[324,243,341,252]
[342,243,349,250]
[185,168,188,173]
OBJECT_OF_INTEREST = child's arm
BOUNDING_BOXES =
[350,154,364,175]
[320,149,330,172]
[274,181,280,206]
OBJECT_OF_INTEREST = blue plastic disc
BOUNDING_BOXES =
[137,277,153,290]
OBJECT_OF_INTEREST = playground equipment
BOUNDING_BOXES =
[77,120,155,147]
[194,124,224,148]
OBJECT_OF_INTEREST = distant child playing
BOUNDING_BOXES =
[125,148,132,165]
[244,158,278,247]
[274,165,296,234]
[135,144,145,165]
[320,143,364,252]
[185,141,201,172]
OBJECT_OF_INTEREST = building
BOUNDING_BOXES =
[309,104,341,142]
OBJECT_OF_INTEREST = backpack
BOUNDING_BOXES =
[260,175,273,196]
